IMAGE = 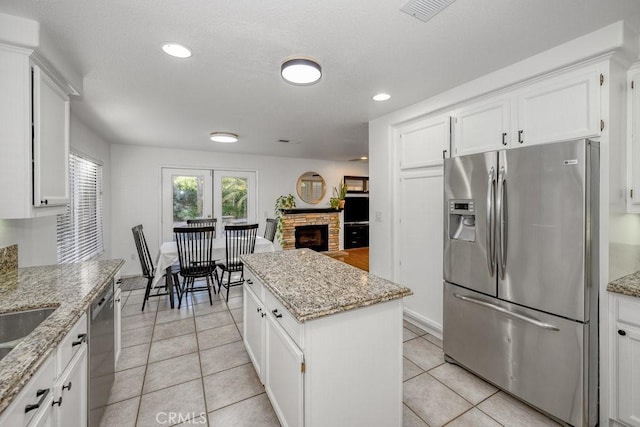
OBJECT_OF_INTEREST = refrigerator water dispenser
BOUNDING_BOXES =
[448,199,475,241]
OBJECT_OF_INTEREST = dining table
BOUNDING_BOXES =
[152,235,276,307]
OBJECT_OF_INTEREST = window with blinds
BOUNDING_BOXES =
[57,153,104,264]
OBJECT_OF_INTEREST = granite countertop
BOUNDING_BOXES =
[0,259,124,416]
[241,249,412,322]
[608,270,640,298]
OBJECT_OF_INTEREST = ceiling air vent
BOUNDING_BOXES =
[400,0,456,23]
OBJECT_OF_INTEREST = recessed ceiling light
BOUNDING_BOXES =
[373,93,391,101]
[281,57,322,85]
[210,132,238,143]
[162,43,192,58]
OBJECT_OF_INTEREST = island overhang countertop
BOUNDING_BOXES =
[240,249,412,322]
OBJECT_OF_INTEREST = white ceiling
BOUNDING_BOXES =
[1,0,640,161]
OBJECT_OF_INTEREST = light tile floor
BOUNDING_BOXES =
[101,284,561,427]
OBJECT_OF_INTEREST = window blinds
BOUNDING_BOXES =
[57,153,104,264]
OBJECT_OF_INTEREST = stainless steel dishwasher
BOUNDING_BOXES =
[88,283,114,427]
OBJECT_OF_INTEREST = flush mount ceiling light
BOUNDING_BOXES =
[281,56,322,85]
[162,43,192,58]
[210,132,238,143]
[373,93,391,101]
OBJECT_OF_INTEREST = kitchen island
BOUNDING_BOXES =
[0,259,124,419]
[241,249,412,427]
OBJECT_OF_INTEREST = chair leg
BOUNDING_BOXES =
[177,277,188,309]
[142,276,153,311]
[206,276,213,306]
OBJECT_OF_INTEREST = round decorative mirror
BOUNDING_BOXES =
[296,172,326,204]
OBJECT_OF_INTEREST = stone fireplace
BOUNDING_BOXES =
[280,209,340,252]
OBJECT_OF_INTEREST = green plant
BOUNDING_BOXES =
[329,182,348,210]
[274,194,296,245]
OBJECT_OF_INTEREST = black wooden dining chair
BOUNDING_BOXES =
[217,223,259,302]
[186,218,218,237]
[174,225,218,308]
[132,224,180,311]
[264,218,277,242]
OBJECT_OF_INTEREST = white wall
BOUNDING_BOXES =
[0,112,113,267]
[111,144,367,277]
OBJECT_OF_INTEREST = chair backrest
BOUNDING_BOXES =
[173,226,216,277]
[132,224,154,279]
[264,218,277,242]
[225,223,259,268]
[186,218,218,237]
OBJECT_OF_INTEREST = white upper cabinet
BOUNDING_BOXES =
[515,66,601,146]
[399,114,451,169]
[0,45,71,218]
[451,64,602,156]
[452,97,510,156]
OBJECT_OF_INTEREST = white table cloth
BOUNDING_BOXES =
[151,236,275,289]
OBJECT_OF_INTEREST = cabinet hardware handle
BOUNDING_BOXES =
[72,333,87,347]
[518,130,524,144]
[52,397,62,407]
[257,307,262,313]
[97,297,106,306]
[272,309,283,318]
[261,312,266,318]
[618,329,627,336]
[246,279,253,284]
[115,298,121,303]
[25,388,49,413]
[502,133,507,146]
[41,199,49,205]
[62,381,72,391]
[116,278,122,284]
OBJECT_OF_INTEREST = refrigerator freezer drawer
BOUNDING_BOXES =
[443,282,594,427]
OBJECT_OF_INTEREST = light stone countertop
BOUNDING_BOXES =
[608,270,640,298]
[241,249,412,322]
[0,259,124,416]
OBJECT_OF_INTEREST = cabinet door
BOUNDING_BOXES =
[33,65,70,207]
[452,98,510,156]
[516,67,600,147]
[617,323,640,427]
[399,115,451,168]
[54,345,88,427]
[244,285,265,382]
[265,314,304,427]
[114,286,122,367]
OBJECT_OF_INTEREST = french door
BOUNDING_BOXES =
[162,168,256,242]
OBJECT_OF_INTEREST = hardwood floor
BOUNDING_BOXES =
[341,247,369,271]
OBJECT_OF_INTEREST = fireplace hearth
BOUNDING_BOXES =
[295,225,329,252]
[279,209,340,252]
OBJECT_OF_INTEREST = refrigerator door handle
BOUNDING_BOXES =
[497,166,507,280]
[486,167,496,277]
[453,293,560,331]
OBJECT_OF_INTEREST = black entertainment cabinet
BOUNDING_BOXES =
[344,223,369,249]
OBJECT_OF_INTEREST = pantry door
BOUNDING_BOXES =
[161,168,213,242]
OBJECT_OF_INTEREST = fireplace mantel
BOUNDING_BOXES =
[280,208,342,214]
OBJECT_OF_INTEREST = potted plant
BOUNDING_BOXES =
[330,182,348,210]
[274,194,296,245]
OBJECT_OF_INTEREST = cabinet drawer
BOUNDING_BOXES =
[265,291,303,349]
[0,353,55,426]
[57,313,87,375]
[618,297,640,327]
[244,269,264,303]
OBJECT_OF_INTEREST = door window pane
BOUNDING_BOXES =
[221,177,248,225]
[173,175,205,224]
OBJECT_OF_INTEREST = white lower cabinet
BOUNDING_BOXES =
[265,314,304,427]
[114,286,122,367]
[0,314,88,427]
[611,294,640,427]
[243,270,404,427]
[53,345,87,427]
[243,284,265,382]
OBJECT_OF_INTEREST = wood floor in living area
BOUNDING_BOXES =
[341,247,369,271]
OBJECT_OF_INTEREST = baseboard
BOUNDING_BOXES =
[403,308,442,339]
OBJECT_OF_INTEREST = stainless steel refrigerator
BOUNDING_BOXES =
[443,139,599,427]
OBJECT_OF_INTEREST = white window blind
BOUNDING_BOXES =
[57,153,104,264]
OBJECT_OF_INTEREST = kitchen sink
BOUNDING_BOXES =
[0,308,57,360]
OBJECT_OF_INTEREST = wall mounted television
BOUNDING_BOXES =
[344,196,369,223]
